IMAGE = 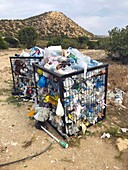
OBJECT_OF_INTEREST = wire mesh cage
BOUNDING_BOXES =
[10,56,43,101]
[33,63,109,136]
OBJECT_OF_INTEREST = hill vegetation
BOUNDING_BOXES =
[0,11,93,38]
[0,11,128,64]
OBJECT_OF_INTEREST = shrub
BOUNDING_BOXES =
[87,40,99,49]
[4,36,19,48]
[104,26,128,64]
[18,27,38,48]
[0,37,8,49]
[47,36,97,49]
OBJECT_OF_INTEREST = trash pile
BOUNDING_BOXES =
[25,45,108,136]
[10,45,109,136]
[20,46,44,57]
[107,88,125,105]
[42,46,103,76]
[10,46,44,101]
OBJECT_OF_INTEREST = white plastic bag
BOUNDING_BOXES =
[34,108,49,122]
[20,50,30,57]
[56,98,64,116]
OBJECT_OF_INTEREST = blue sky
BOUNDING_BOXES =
[0,0,128,35]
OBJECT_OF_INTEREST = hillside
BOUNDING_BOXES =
[0,11,94,38]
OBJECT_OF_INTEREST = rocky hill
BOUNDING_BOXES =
[0,11,94,38]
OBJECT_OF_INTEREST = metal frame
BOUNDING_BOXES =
[33,63,109,136]
[10,56,43,99]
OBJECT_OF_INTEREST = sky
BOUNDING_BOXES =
[0,0,128,35]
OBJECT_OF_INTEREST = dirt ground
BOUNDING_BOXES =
[0,48,128,170]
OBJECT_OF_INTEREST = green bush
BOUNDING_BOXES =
[46,36,100,49]
[61,38,78,49]
[87,40,99,49]
[4,36,19,48]
[104,26,128,64]
[77,36,89,48]
[18,27,38,48]
[47,37,61,47]
[0,37,8,49]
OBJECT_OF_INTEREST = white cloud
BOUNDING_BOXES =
[73,16,108,35]
[74,15,128,35]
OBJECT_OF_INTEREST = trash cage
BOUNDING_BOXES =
[10,56,43,101]
[33,63,109,136]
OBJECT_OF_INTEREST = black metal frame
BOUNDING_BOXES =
[33,63,109,136]
[10,56,43,100]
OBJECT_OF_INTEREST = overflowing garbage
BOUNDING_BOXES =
[10,46,44,101]
[20,46,44,58]
[31,46,108,136]
[42,46,103,75]
[10,45,109,136]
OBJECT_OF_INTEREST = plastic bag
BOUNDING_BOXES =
[56,98,64,116]
[20,50,30,57]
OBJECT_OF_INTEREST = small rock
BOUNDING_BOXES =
[24,165,28,168]
[116,138,128,151]
[11,142,18,146]
[113,166,119,169]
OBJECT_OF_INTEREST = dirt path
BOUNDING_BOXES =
[0,49,128,170]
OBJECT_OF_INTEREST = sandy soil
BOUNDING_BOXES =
[0,48,128,170]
